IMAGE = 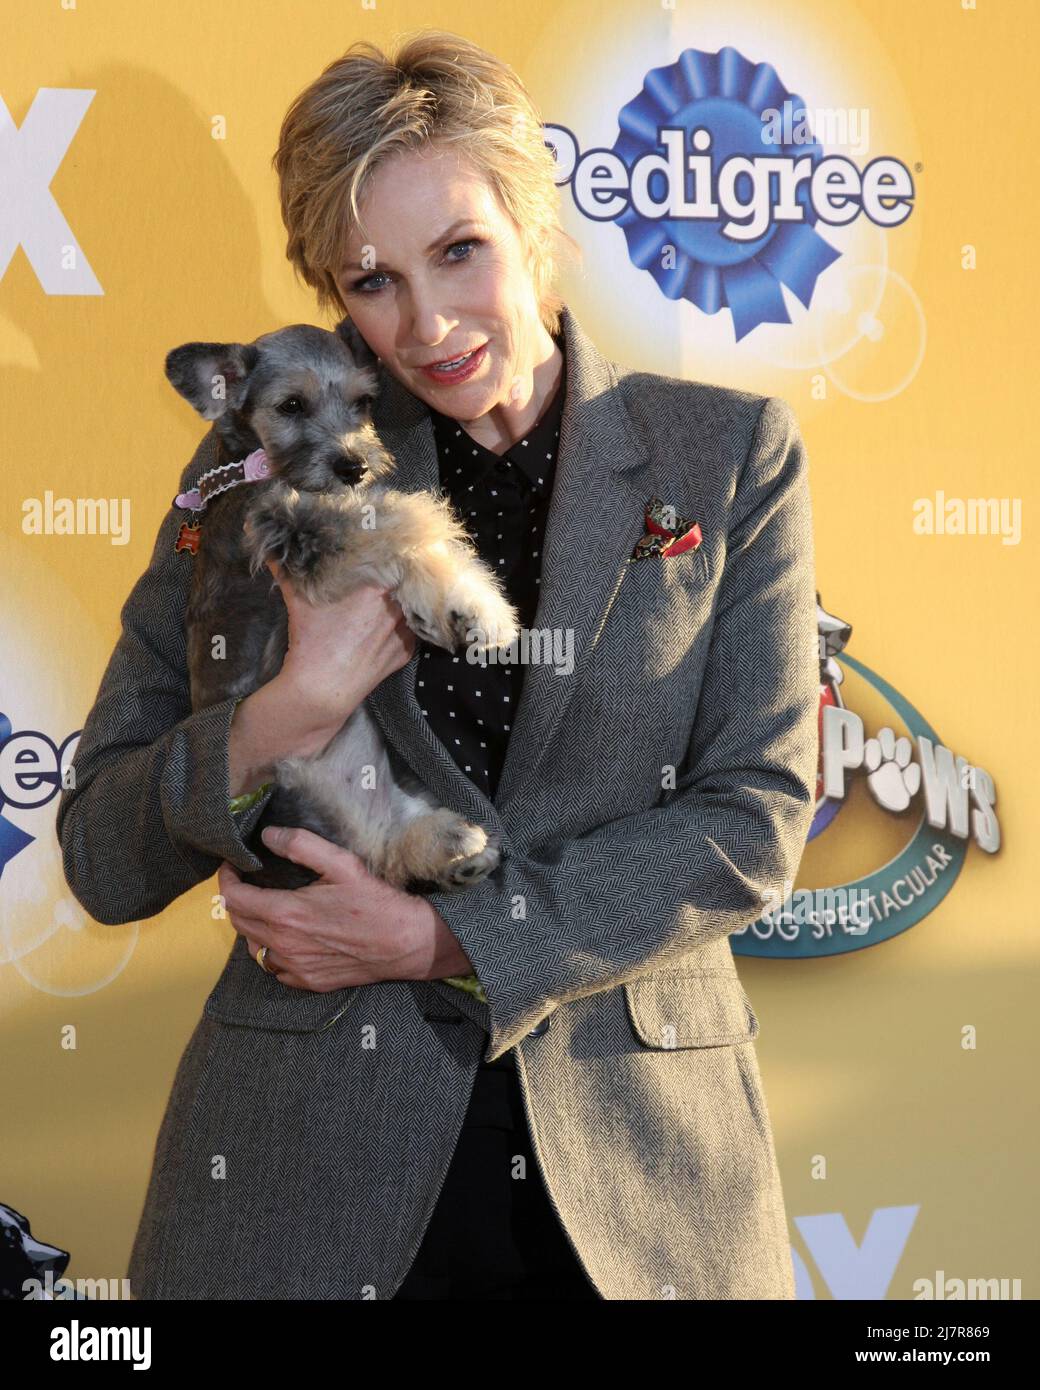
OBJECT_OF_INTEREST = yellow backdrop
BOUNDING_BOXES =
[1,0,1034,1300]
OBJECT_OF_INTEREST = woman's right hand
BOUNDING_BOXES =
[266,559,417,732]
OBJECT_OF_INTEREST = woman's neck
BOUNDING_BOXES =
[458,332,564,456]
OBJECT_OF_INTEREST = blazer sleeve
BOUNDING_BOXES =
[423,395,820,1061]
[55,425,275,926]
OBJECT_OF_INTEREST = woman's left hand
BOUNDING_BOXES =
[216,824,474,989]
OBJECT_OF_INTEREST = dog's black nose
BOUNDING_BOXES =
[333,459,367,485]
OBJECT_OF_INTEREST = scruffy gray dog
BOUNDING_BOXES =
[165,321,519,893]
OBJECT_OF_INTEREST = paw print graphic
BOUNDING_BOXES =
[863,726,921,812]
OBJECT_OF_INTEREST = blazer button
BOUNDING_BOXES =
[527,1017,551,1037]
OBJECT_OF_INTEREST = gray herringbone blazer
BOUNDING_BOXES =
[56,303,818,1300]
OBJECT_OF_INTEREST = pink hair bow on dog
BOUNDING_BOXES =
[630,495,703,561]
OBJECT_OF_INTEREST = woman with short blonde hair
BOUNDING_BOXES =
[273,30,580,335]
[60,28,818,1301]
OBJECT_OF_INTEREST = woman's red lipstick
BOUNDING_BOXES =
[420,342,488,385]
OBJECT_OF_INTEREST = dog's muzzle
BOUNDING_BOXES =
[333,459,368,485]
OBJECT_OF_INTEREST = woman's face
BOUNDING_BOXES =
[332,146,555,427]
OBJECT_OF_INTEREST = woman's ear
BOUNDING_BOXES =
[334,316,379,371]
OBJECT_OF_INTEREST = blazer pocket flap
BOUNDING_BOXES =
[623,971,760,1049]
[203,942,357,1033]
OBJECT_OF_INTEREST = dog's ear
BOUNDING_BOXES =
[165,341,259,420]
[334,315,379,372]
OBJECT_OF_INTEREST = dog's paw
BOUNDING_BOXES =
[401,604,448,648]
[437,826,502,891]
[242,487,297,574]
[447,582,520,654]
[244,490,343,595]
[397,811,501,892]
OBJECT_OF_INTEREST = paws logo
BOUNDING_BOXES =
[863,728,921,814]
[546,45,914,340]
[734,593,999,959]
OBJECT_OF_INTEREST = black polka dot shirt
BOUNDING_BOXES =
[417,340,566,803]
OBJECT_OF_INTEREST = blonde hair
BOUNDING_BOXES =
[271,29,581,336]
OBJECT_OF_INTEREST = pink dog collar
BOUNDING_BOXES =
[174,447,270,513]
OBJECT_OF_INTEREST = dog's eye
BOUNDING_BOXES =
[276,396,306,416]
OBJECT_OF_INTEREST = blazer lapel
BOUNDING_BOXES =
[346,303,651,828]
[493,311,652,813]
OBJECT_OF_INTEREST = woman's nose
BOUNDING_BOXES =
[401,287,457,348]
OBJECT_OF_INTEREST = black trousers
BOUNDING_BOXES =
[393,1055,599,1299]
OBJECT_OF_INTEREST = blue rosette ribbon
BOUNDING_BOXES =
[0,711,35,878]
[612,45,842,340]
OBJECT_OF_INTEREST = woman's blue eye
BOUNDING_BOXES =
[352,239,480,295]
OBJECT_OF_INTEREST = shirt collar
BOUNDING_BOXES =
[429,335,566,495]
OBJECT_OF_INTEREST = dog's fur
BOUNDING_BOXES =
[166,321,519,892]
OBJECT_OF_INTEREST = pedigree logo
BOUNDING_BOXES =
[546,45,915,340]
